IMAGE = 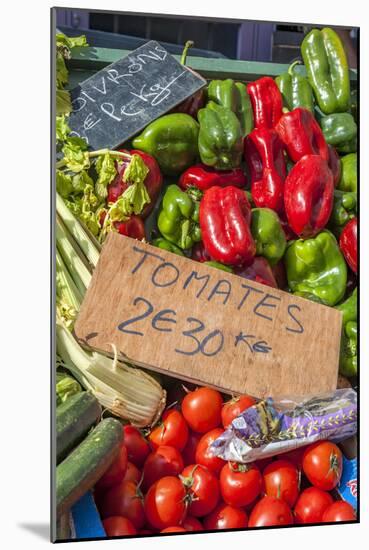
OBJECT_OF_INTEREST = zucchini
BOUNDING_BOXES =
[56,391,101,464]
[56,418,123,518]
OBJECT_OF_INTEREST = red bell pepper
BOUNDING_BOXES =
[98,211,146,241]
[327,144,342,187]
[339,217,357,274]
[191,241,211,263]
[244,128,287,214]
[107,149,163,219]
[284,155,334,238]
[271,260,287,289]
[234,256,278,288]
[280,218,296,241]
[199,186,256,266]
[174,89,205,119]
[179,164,247,193]
[247,77,283,129]
[115,215,146,240]
[275,108,329,164]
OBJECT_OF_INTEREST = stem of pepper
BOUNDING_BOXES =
[288,60,302,76]
[55,149,132,169]
[180,40,194,66]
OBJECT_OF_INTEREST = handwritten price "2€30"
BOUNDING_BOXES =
[117,296,272,358]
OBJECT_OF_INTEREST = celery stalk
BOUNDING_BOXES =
[56,193,101,268]
[56,250,82,311]
[56,318,166,427]
[56,217,92,296]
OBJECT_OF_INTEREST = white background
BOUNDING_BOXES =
[1,0,367,548]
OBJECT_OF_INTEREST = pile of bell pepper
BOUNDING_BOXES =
[93,30,358,378]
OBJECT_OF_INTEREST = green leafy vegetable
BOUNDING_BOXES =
[56,90,72,116]
[62,137,90,173]
[56,115,71,143]
[119,154,151,215]
[72,170,94,194]
[56,172,73,199]
[55,33,88,115]
[95,153,117,200]
[56,372,82,406]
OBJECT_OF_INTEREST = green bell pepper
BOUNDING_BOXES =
[132,113,199,176]
[198,101,243,170]
[301,27,350,114]
[204,261,234,273]
[337,137,357,154]
[292,291,324,304]
[207,79,254,137]
[336,288,357,377]
[338,153,357,192]
[251,208,286,266]
[284,229,347,306]
[328,189,357,237]
[350,89,357,122]
[275,60,314,113]
[152,237,185,256]
[157,184,201,250]
[320,113,357,147]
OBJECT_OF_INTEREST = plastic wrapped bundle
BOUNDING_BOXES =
[211,389,357,463]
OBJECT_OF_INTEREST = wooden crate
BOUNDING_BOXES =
[68,45,357,89]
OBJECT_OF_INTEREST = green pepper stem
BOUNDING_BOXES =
[180,40,194,66]
[288,60,302,76]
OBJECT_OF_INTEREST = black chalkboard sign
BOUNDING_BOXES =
[67,41,206,150]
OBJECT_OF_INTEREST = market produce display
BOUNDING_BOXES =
[54,26,358,540]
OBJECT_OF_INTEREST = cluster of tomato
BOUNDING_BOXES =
[94,386,356,537]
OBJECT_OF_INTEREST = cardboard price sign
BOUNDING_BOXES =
[74,233,342,398]
[67,40,206,150]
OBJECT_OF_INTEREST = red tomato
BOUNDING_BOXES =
[294,487,334,524]
[138,529,154,535]
[322,501,356,522]
[182,431,202,466]
[144,476,187,529]
[182,516,204,531]
[181,464,220,517]
[220,462,263,508]
[95,444,128,491]
[160,526,187,533]
[195,428,225,474]
[248,496,294,527]
[263,459,300,507]
[166,382,197,409]
[221,395,256,428]
[148,409,189,451]
[142,446,184,491]
[123,425,151,468]
[123,461,141,485]
[203,503,248,530]
[182,387,223,433]
[302,441,343,490]
[103,516,137,537]
[99,480,145,529]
